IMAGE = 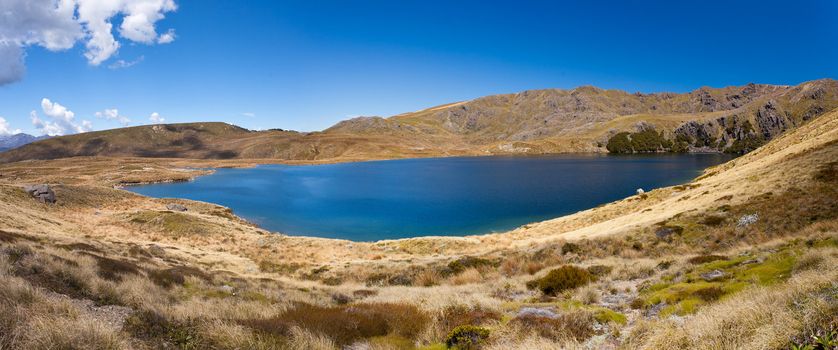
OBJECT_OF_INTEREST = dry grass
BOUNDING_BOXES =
[0,106,834,349]
[628,249,838,349]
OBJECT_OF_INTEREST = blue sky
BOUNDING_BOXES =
[1,0,836,135]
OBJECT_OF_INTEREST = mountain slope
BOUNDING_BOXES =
[2,79,836,163]
[0,133,49,152]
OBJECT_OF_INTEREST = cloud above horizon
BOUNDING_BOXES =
[96,108,131,126]
[0,117,22,135]
[149,112,165,123]
[31,98,93,136]
[0,0,177,85]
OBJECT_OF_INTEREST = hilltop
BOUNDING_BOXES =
[2,79,837,163]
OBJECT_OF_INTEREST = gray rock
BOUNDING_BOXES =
[655,226,677,239]
[646,302,667,318]
[23,184,56,204]
[741,258,763,265]
[166,203,187,212]
[517,307,559,319]
[700,269,726,281]
[147,245,166,257]
[737,214,759,227]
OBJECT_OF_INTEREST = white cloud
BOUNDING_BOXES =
[241,112,255,118]
[31,98,93,136]
[0,117,22,135]
[108,55,144,70]
[157,29,176,44]
[0,0,177,85]
[149,112,165,123]
[77,0,178,65]
[95,108,131,126]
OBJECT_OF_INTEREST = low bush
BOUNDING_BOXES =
[446,256,498,275]
[586,265,612,277]
[85,254,140,281]
[439,305,501,331]
[561,242,581,255]
[125,309,207,349]
[700,215,727,226]
[445,325,490,350]
[528,265,593,296]
[510,310,595,341]
[693,286,724,301]
[687,255,728,265]
[241,302,429,347]
[148,266,210,288]
[814,161,838,182]
[352,289,378,298]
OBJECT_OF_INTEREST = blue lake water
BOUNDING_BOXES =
[127,154,731,241]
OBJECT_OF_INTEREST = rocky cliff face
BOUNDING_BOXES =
[669,80,838,153]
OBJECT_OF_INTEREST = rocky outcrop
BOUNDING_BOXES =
[674,121,718,148]
[23,184,56,204]
[166,203,187,212]
[755,100,792,139]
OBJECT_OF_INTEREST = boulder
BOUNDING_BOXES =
[516,307,559,319]
[700,270,726,281]
[166,203,188,212]
[23,184,56,204]
[737,214,759,227]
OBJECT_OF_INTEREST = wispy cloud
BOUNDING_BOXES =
[242,112,255,117]
[108,55,144,70]
[95,108,131,125]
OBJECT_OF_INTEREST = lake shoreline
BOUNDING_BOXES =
[127,153,733,241]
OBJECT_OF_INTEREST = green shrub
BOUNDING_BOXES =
[528,265,593,295]
[606,132,632,153]
[607,129,674,153]
[445,325,489,350]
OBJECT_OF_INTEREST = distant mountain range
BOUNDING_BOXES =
[0,133,49,153]
[1,79,836,163]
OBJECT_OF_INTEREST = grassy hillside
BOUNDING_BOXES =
[0,106,835,348]
[3,79,837,163]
